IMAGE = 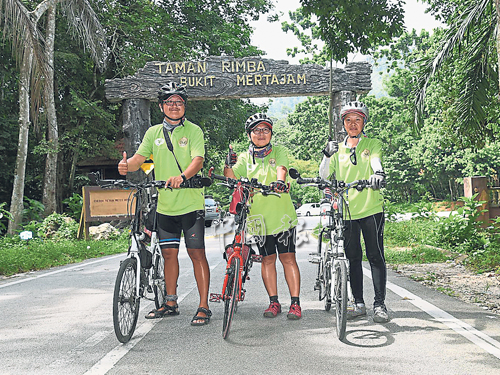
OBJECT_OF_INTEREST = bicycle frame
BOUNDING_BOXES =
[290,168,373,340]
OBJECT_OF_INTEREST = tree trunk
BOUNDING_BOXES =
[8,52,33,235]
[42,6,58,216]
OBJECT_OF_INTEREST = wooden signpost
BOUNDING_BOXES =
[77,186,136,240]
[104,56,372,161]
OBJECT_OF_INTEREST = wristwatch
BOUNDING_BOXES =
[181,173,187,183]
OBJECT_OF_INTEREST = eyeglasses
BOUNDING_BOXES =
[349,148,357,165]
[252,128,271,135]
[163,100,184,107]
[344,117,364,125]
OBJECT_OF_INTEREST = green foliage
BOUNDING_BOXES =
[385,246,450,264]
[432,194,487,252]
[384,219,437,248]
[62,193,83,221]
[23,197,45,223]
[414,0,499,147]
[0,202,13,234]
[283,0,405,63]
[37,213,79,240]
[465,241,500,274]
[0,236,128,276]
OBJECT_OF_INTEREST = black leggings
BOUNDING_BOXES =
[344,212,386,308]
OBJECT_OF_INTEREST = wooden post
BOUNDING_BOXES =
[122,98,151,183]
[464,176,490,224]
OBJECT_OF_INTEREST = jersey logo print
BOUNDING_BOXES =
[155,138,165,146]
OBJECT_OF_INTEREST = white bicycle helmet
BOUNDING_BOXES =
[245,113,273,134]
[340,101,369,124]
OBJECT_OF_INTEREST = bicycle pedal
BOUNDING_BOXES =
[313,282,321,291]
[251,254,262,263]
[241,290,245,301]
[308,253,321,264]
[209,293,222,303]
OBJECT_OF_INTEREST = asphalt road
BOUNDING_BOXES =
[1,228,500,375]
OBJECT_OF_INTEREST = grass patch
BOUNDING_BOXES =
[384,219,436,248]
[0,235,128,276]
[385,245,450,264]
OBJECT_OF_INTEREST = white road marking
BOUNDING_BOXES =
[363,267,500,359]
[83,260,223,375]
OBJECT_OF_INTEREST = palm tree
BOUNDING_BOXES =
[414,0,498,147]
[0,0,107,234]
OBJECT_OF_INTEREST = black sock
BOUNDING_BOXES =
[291,297,300,306]
[269,295,279,303]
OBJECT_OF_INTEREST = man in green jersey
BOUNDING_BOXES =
[224,113,302,320]
[118,82,211,326]
[320,101,389,323]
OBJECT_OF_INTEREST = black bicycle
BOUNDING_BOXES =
[289,168,376,341]
[90,172,210,343]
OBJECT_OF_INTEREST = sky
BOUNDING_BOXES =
[250,0,444,64]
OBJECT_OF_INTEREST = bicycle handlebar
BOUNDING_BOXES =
[88,172,211,190]
[208,167,279,197]
[288,168,382,192]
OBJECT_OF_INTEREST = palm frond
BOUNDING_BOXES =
[60,0,108,70]
[0,0,50,124]
[453,20,497,147]
[413,0,492,130]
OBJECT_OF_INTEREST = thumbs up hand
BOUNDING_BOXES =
[118,151,128,175]
[225,145,237,168]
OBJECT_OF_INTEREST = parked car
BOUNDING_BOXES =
[204,197,220,227]
[296,202,320,216]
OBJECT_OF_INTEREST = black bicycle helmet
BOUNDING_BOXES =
[340,101,369,123]
[245,113,273,134]
[158,82,188,104]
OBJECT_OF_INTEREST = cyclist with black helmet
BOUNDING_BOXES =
[319,101,389,323]
[118,82,211,326]
[224,113,302,320]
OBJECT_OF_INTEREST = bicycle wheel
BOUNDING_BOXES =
[153,252,165,309]
[323,260,332,311]
[333,260,348,341]
[113,257,140,343]
[222,256,240,339]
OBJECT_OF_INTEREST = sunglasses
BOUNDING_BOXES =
[349,148,357,165]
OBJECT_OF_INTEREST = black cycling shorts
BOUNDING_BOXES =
[257,227,296,257]
[157,210,205,250]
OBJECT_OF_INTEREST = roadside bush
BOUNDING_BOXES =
[63,193,83,221]
[432,195,487,252]
[38,213,78,240]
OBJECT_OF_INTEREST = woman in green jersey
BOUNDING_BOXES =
[224,113,302,320]
[319,101,389,323]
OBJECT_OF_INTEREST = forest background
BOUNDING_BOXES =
[1,0,500,235]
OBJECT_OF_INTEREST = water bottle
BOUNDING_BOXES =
[320,199,331,228]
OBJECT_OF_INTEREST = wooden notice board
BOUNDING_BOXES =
[78,186,136,240]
